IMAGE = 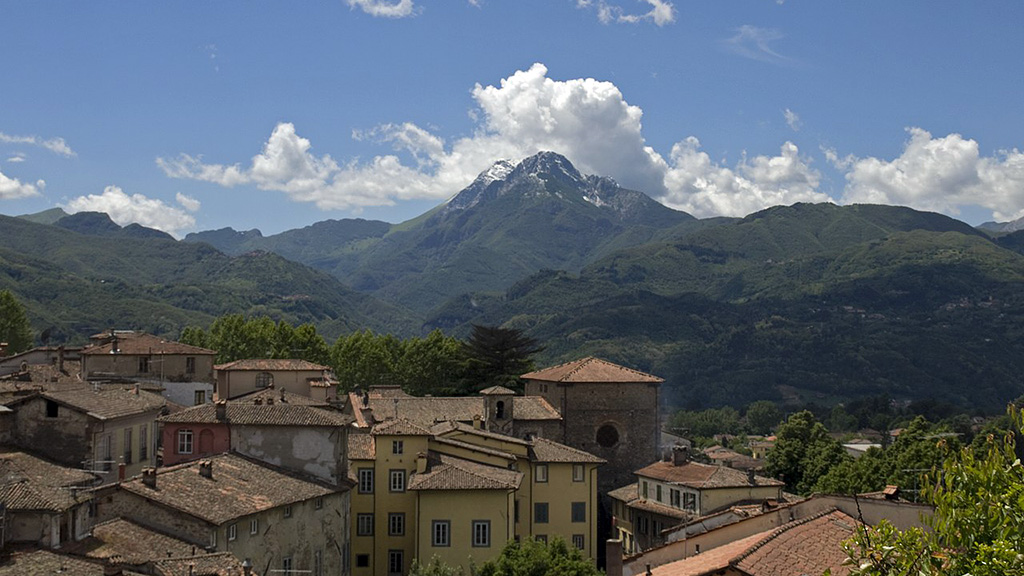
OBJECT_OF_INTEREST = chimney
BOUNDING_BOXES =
[215,400,227,421]
[142,467,157,489]
[118,462,126,481]
[266,397,274,405]
[605,540,623,576]
[416,452,427,474]
[132,384,140,395]
[242,559,253,576]
[672,445,690,466]
[473,414,482,430]
[280,388,286,402]
[199,460,213,479]
[58,345,65,373]
[747,468,756,485]
[254,398,263,405]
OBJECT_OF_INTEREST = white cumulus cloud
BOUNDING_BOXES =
[840,128,1024,221]
[64,186,197,238]
[175,192,201,212]
[0,168,44,200]
[0,132,76,157]
[577,0,676,26]
[157,63,836,218]
[347,0,417,18]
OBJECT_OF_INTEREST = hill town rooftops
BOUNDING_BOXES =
[14,385,167,420]
[353,392,560,428]
[213,359,329,371]
[82,332,216,356]
[371,418,433,436]
[408,452,522,491]
[157,402,351,427]
[0,448,98,512]
[521,356,663,383]
[635,460,784,490]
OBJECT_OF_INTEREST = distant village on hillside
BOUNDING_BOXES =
[0,329,936,576]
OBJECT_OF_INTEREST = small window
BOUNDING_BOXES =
[314,549,323,576]
[139,424,148,461]
[282,557,292,572]
[138,356,150,373]
[535,534,547,544]
[638,516,649,535]
[389,469,405,492]
[641,480,648,499]
[388,513,405,536]
[572,534,585,550]
[683,492,697,512]
[358,468,374,493]
[495,400,505,419]
[573,464,585,482]
[432,520,450,547]
[177,429,193,455]
[228,523,237,541]
[186,356,196,374]
[194,390,206,405]
[596,423,620,448]
[357,514,374,536]
[45,399,59,418]
[571,502,586,523]
[534,502,549,524]
[472,520,490,547]
[250,519,259,535]
[535,464,548,483]
[656,484,663,502]
[670,489,681,508]
[388,550,404,575]
[392,440,403,455]
[315,497,323,510]
[123,428,133,464]
[283,505,292,519]
[356,554,370,568]
[514,499,520,523]
[256,372,273,388]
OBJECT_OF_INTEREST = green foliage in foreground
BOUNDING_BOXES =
[0,289,33,354]
[409,556,470,576]
[840,406,1024,576]
[476,538,602,576]
[765,410,847,495]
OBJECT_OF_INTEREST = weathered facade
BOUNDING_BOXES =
[214,359,336,401]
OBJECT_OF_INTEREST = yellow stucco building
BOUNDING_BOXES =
[348,418,604,575]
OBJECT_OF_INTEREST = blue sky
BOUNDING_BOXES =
[2,1,1023,236]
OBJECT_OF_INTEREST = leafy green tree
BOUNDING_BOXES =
[461,325,543,393]
[476,537,601,576]
[765,410,847,494]
[398,329,466,396]
[669,406,742,439]
[330,330,400,392]
[841,406,1024,575]
[813,447,887,495]
[0,290,33,354]
[744,400,782,435]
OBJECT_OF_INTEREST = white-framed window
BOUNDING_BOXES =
[535,464,548,483]
[392,440,403,454]
[573,463,585,482]
[572,534,585,550]
[357,513,374,536]
[472,520,490,547]
[228,523,237,541]
[194,390,206,405]
[388,550,403,575]
[432,520,450,547]
[283,505,292,518]
[656,484,662,502]
[641,480,648,499]
[358,468,374,493]
[389,469,405,492]
[177,429,193,455]
[250,519,259,535]
[282,557,292,572]
[388,513,405,536]
[315,496,323,510]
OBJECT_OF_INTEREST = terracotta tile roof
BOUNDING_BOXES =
[0,549,147,575]
[649,510,857,576]
[628,497,692,521]
[365,395,560,426]
[82,333,216,356]
[213,359,328,371]
[37,385,166,420]
[63,518,195,564]
[157,403,351,427]
[0,448,98,512]
[512,396,562,420]
[432,436,517,461]
[431,421,531,446]
[479,385,516,395]
[521,357,663,383]
[234,388,328,405]
[408,452,522,491]
[366,385,410,398]
[118,453,335,525]
[607,482,639,504]
[348,433,376,460]
[635,461,784,489]
[152,552,254,576]
[529,437,606,463]
[371,418,433,436]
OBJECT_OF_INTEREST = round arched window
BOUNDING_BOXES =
[596,424,620,448]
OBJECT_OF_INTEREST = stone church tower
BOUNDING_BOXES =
[521,357,662,495]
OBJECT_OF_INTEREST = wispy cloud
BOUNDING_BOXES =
[6,153,26,163]
[724,25,793,64]
[783,108,802,131]
[0,132,76,157]
[204,44,220,73]
[577,0,676,27]
[347,0,418,18]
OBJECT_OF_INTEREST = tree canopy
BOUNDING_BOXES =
[764,410,847,494]
[462,324,544,393]
[0,290,33,354]
[475,537,601,576]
